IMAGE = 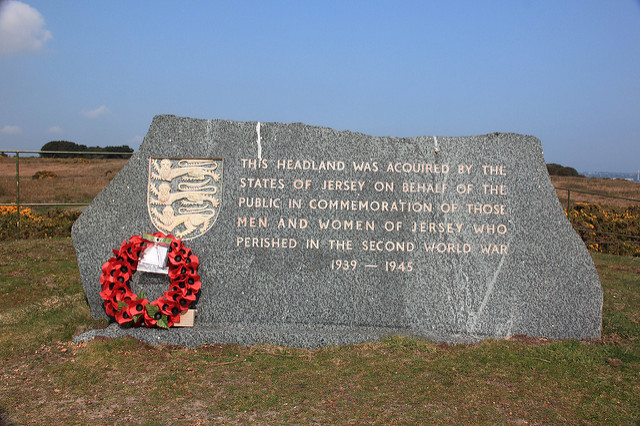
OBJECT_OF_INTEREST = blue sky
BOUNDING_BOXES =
[1,1,639,173]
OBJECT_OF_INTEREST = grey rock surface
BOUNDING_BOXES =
[72,115,602,348]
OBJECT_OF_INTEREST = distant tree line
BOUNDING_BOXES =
[547,163,582,177]
[40,141,133,158]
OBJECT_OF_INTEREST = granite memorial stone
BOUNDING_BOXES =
[72,115,603,348]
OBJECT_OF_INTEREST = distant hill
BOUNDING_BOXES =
[547,163,582,177]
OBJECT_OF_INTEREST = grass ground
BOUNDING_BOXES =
[0,238,638,424]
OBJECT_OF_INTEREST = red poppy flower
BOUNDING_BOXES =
[143,301,163,327]
[119,249,138,264]
[169,238,181,252]
[184,271,201,292]
[144,300,176,328]
[99,272,109,288]
[167,248,190,269]
[170,273,196,293]
[176,278,201,296]
[181,289,197,305]
[160,291,184,320]
[120,239,146,263]
[104,299,119,317]
[99,274,123,298]
[170,250,198,268]
[121,291,137,305]
[118,240,133,254]
[175,293,192,311]
[102,258,116,276]
[185,254,199,270]
[157,295,179,316]
[112,261,134,281]
[115,305,134,325]
[99,286,113,301]
[101,262,131,287]
[100,276,115,293]
[129,235,144,245]
[112,283,136,304]
[128,297,148,324]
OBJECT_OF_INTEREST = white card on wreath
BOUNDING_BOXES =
[137,242,169,274]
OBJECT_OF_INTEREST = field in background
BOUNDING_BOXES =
[551,175,640,208]
[0,157,127,205]
[0,239,637,424]
[2,156,638,207]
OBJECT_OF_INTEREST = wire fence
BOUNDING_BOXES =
[1,151,639,255]
[555,186,640,210]
[556,186,640,256]
[0,150,133,237]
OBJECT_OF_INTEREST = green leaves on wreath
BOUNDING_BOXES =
[145,303,159,317]
[157,315,170,329]
[145,303,169,328]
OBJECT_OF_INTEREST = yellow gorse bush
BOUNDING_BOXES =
[0,205,38,218]
[566,203,640,256]
[0,206,81,240]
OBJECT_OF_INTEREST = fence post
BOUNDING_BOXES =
[16,152,20,238]
[566,188,571,211]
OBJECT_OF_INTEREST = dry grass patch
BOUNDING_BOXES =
[552,175,640,208]
[0,156,127,204]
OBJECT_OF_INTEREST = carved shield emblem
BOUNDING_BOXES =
[147,158,223,240]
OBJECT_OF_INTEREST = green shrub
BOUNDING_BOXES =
[547,163,582,176]
[40,141,133,159]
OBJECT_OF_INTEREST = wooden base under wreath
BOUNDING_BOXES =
[174,309,196,327]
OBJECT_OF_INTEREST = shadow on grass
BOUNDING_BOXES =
[0,405,14,426]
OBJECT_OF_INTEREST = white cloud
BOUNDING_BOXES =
[47,125,63,134]
[81,105,111,119]
[0,124,22,135]
[0,1,52,54]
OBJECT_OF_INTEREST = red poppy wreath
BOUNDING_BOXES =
[99,232,201,328]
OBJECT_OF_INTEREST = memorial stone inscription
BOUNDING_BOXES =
[73,115,603,348]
